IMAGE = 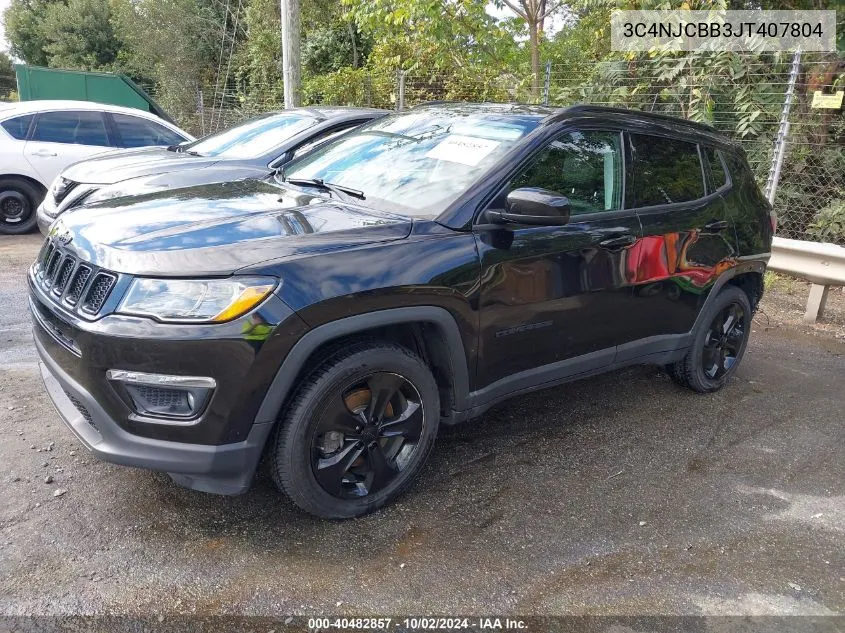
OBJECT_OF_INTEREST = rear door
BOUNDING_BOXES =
[620,132,738,361]
[24,110,114,185]
[474,127,642,390]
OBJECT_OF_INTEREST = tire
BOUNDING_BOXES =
[271,342,440,519]
[669,285,752,393]
[0,178,43,235]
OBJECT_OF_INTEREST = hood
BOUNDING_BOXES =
[79,165,273,205]
[61,147,225,185]
[53,179,413,276]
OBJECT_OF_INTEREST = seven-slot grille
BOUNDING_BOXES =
[35,238,117,316]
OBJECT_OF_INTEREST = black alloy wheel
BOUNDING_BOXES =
[669,285,753,393]
[272,342,440,519]
[312,371,424,499]
[701,303,746,380]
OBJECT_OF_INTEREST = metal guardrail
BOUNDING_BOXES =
[768,236,845,323]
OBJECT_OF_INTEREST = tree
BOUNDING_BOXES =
[112,0,228,123]
[497,0,564,97]
[0,52,17,99]
[3,0,56,66]
[41,0,123,70]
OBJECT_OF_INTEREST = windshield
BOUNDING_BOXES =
[187,112,319,158]
[281,108,540,216]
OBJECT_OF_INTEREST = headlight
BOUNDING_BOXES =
[118,276,277,323]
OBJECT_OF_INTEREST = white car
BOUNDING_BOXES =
[0,100,193,234]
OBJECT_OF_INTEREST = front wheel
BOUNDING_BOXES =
[669,285,752,393]
[271,342,440,519]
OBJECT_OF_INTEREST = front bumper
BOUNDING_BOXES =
[36,335,272,495]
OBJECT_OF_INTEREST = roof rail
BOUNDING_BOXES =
[545,104,718,133]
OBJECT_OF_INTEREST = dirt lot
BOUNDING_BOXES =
[1,233,843,617]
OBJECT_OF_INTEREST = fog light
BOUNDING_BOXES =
[106,370,215,421]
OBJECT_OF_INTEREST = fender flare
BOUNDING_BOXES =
[253,306,471,426]
[689,258,767,334]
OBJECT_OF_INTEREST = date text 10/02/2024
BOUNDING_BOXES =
[306,618,529,630]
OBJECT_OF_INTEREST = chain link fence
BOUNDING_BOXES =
[150,53,844,244]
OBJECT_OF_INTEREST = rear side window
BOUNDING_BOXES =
[111,113,184,148]
[629,134,705,206]
[31,111,110,146]
[1,114,34,140]
[705,146,728,190]
[510,129,624,215]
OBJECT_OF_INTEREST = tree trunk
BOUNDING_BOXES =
[347,22,359,69]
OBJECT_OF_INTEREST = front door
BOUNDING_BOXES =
[474,128,642,394]
[24,111,113,185]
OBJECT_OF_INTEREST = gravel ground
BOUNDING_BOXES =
[0,234,843,617]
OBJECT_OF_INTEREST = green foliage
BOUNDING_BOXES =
[345,0,510,70]
[234,0,284,110]
[303,66,393,106]
[3,0,56,66]
[806,196,845,246]
[40,0,123,70]
[112,0,227,121]
[303,25,369,75]
[0,52,17,99]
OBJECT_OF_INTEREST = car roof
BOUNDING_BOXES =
[411,101,734,147]
[247,106,387,122]
[0,99,181,124]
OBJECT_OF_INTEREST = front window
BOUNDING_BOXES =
[281,108,541,216]
[188,112,319,158]
[508,130,623,215]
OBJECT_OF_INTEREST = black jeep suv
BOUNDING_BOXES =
[30,104,774,519]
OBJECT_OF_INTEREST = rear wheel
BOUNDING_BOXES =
[669,285,752,393]
[0,178,42,235]
[271,342,440,519]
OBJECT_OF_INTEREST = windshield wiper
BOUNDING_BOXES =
[283,177,365,200]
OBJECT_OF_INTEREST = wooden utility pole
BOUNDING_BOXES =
[281,0,301,108]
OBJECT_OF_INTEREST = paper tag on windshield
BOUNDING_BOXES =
[425,135,500,167]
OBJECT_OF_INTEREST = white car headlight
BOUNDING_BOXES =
[118,277,277,323]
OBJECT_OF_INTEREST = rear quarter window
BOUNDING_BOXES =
[629,133,705,207]
[1,114,34,140]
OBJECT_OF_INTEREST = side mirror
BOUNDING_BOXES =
[489,188,571,226]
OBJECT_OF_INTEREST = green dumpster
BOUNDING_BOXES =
[14,65,175,124]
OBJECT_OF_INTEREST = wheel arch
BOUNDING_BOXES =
[254,307,471,428]
[0,173,48,194]
[691,260,766,334]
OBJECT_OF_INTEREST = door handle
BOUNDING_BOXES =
[31,150,58,157]
[704,220,729,231]
[599,234,637,249]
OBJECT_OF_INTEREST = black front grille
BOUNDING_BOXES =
[33,238,119,318]
[81,273,116,314]
[65,266,91,305]
[52,257,75,295]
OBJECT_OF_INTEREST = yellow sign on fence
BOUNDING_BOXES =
[811,90,844,109]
